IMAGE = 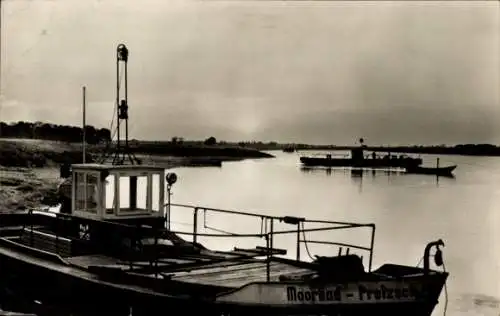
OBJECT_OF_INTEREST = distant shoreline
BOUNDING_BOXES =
[242,143,500,157]
[2,137,500,170]
[2,121,499,158]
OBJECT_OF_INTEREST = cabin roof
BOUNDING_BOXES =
[71,163,165,172]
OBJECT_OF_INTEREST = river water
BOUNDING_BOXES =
[166,150,499,316]
[13,151,500,315]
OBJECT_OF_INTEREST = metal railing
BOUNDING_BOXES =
[167,203,376,273]
[24,205,376,282]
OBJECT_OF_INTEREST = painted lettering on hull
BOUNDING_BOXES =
[358,284,419,301]
[287,286,342,302]
[286,283,422,303]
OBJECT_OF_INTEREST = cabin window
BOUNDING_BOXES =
[74,172,99,213]
[135,176,148,210]
[85,174,99,213]
[152,174,160,212]
[119,176,130,209]
[75,173,85,210]
[118,175,149,212]
[105,175,116,214]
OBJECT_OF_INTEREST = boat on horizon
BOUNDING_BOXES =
[300,138,424,170]
[300,148,423,169]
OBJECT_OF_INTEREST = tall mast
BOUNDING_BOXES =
[99,44,139,165]
[82,86,86,163]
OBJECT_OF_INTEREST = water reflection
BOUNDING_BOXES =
[299,166,456,189]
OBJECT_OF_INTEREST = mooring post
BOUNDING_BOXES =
[193,208,199,244]
[368,224,375,272]
[269,218,274,251]
[296,223,301,261]
[55,216,59,254]
[30,210,34,247]
[266,234,271,282]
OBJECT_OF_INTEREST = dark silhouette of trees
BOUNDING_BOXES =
[171,136,184,145]
[204,136,217,146]
[0,121,111,144]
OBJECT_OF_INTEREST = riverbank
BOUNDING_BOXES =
[0,166,61,212]
[0,138,274,168]
[0,138,272,212]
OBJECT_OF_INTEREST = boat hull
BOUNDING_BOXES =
[0,239,204,315]
[215,273,447,316]
[300,157,423,169]
[0,243,447,316]
[405,165,457,176]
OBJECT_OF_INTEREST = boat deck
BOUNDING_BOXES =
[64,252,314,288]
[167,260,313,287]
[0,209,374,294]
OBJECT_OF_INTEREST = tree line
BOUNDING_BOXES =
[0,121,111,144]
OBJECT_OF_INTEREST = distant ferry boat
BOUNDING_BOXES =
[300,148,423,169]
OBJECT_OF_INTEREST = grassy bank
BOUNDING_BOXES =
[0,166,60,211]
[0,138,274,168]
[0,139,90,168]
[0,138,272,212]
[127,141,274,159]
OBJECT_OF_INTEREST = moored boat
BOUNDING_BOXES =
[0,162,449,315]
[405,165,457,177]
[300,148,423,169]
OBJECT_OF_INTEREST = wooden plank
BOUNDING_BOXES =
[229,250,267,257]
[233,246,287,256]
[22,229,72,243]
[174,262,283,282]
[66,255,119,269]
[156,258,197,265]
[174,262,308,284]
[168,261,266,278]
[178,265,312,288]
[32,241,71,251]
[170,261,271,278]
[208,268,312,287]
[158,257,262,274]
[172,261,280,281]
[19,233,73,257]
[0,226,23,237]
[126,261,171,268]
[255,246,287,255]
[20,232,71,247]
[213,250,253,259]
[199,249,237,259]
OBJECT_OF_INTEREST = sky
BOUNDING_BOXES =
[0,0,498,145]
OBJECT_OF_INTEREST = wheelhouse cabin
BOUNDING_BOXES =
[70,164,166,225]
[10,164,173,259]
